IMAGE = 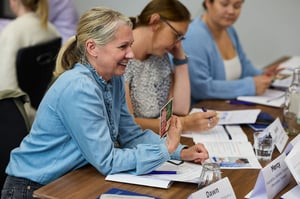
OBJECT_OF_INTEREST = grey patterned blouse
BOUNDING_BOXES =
[124,54,172,118]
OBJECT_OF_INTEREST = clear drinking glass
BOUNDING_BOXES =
[198,162,222,189]
[253,132,274,161]
[283,67,300,135]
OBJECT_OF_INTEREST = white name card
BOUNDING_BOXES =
[188,177,236,199]
[246,153,291,199]
[285,140,300,184]
[265,118,289,153]
[284,134,300,155]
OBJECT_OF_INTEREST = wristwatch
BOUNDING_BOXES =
[173,56,188,66]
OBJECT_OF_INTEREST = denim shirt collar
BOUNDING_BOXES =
[82,62,118,146]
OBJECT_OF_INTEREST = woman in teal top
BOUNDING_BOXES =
[1,7,209,199]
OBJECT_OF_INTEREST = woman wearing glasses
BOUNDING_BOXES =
[125,0,218,134]
[182,0,281,104]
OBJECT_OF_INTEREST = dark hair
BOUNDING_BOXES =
[202,0,214,10]
[130,0,191,29]
[203,0,244,10]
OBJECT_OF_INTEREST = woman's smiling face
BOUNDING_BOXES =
[87,24,134,81]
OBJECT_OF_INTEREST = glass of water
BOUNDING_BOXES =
[198,162,222,189]
[253,132,274,161]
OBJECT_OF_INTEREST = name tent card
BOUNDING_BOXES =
[285,140,300,184]
[264,118,289,153]
[188,177,236,199]
[284,134,300,155]
[246,153,291,199]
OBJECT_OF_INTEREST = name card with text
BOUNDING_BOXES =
[265,118,288,153]
[188,177,236,199]
[246,153,291,199]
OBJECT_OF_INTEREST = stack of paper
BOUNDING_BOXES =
[191,126,261,169]
[237,89,285,108]
[105,161,202,189]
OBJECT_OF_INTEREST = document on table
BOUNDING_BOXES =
[204,141,262,169]
[272,56,300,89]
[280,185,300,199]
[190,108,261,125]
[192,125,248,143]
[105,161,202,189]
[237,89,285,108]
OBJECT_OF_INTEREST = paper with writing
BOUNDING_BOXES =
[192,125,248,142]
[204,141,262,169]
[190,108,261,125]
[237,89,285,108]
[105,161,202,189]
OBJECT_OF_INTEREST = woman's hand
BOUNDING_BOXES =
[180,143,209,164]
[180,111,219,133]
[165,116,182,153]
[253,75,273,95]
[263,64,284,78]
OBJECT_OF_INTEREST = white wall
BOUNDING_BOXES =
[73,0,300,68]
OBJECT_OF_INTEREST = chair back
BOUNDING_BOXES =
[16,37,61,109]
[0,90,29,188]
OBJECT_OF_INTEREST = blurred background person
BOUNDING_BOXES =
[0,0,60,123]
[0,0,78,43]
[183,0,281,104]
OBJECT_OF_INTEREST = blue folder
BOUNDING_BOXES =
[97,188,161,199]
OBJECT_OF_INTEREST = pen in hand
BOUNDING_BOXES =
[201,107,213,121]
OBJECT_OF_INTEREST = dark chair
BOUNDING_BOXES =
[16,37,62,109]
[0,90,30,189]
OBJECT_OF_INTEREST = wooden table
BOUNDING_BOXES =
[33,100,297,199]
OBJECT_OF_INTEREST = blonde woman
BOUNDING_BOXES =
[2,7,208,199]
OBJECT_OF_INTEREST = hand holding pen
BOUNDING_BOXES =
[180,108,218,133]
[202,107,218,130]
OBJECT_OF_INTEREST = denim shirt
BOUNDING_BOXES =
[85,64,118,146]
[6,63,185,185]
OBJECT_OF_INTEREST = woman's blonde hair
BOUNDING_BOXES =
[20,0,48,29]
[54,7,132,78]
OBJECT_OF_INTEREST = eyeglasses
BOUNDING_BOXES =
[161,19,185,42]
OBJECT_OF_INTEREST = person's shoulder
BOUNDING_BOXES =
[185,17,211,45]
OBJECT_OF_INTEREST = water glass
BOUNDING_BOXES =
[253,132,274,161]
[198,162,222,189]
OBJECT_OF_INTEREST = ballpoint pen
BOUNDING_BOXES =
[223,125,232,140]
[201,107,213,121]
